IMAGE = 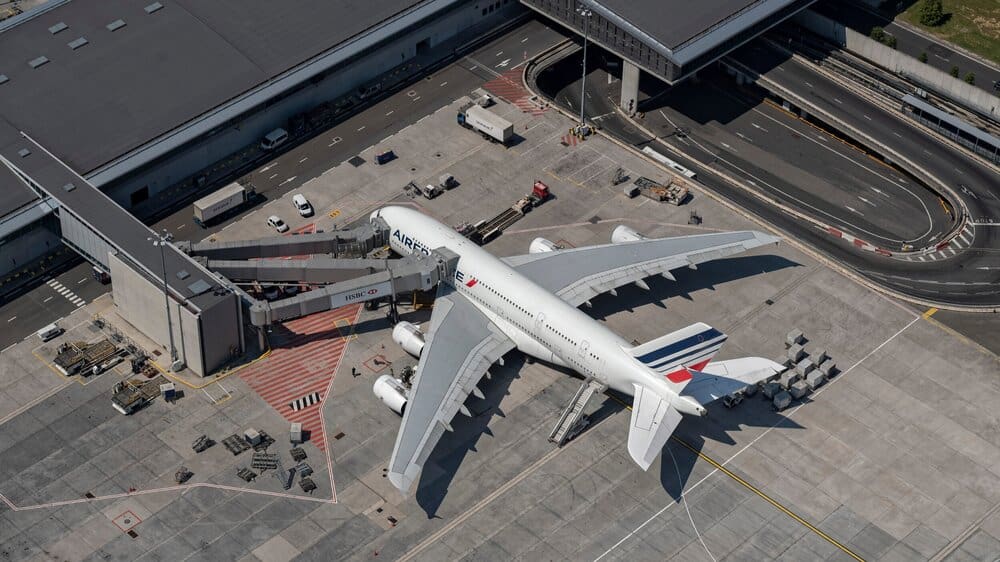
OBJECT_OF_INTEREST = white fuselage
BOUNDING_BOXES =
[374,206,678,400]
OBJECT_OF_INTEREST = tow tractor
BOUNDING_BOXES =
[457,181,551,244]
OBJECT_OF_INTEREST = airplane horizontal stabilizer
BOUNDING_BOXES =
[627,383,683,471]
[682,357,785,405]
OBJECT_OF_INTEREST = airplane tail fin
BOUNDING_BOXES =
[627,322,728,390]
[627,383,683,470]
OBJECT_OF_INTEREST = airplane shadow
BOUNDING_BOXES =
[413,353,525,518]
[586,254,799,321]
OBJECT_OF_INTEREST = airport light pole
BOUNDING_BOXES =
[577,5,593,132]
[148,230,177,367]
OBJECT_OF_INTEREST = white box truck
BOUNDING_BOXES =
[192,182,258,227]
[457,105,513,145]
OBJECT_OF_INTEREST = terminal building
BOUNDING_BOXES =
[0,0,816,376]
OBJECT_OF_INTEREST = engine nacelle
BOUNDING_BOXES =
[392,321,424,358]
[373,374,408,415]
[529,237,560,254]
[612,225,648,244]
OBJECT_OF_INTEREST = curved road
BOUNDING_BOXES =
[532,42,1000,308]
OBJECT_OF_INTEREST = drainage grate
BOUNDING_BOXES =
[348,156,365,167]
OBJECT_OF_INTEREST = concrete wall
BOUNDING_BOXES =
[796,10,1000,120]
[109,252,208,376]
[100,1,523,211]
[198,291,242,376]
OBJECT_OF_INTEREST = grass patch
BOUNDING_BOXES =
[899,0,1000,66]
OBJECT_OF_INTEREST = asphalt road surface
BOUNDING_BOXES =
[0,17,569,351]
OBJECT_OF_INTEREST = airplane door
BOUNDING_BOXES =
[536,312,560,356]
[578,340,601,375]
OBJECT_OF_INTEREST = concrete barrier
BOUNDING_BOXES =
[795,10,1000,121]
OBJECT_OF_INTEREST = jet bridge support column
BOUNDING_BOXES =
[621,60,640,115]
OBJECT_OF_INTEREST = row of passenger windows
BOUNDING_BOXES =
[466,276,601,364]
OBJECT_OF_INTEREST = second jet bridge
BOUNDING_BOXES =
[242,249,458,326]
[180,219,458,327]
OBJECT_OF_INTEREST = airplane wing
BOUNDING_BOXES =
[502,231,778,307]
[387,285,515,493]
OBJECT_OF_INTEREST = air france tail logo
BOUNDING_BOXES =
[391,229,431,256]
[454,269,477,287]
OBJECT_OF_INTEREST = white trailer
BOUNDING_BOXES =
[193,183,255,227]
[457,105,513,144]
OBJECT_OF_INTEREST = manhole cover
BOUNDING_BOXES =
[348,156,366,167]
[112,510,141,532]
[434,152,442,158]
[409,167,417,173]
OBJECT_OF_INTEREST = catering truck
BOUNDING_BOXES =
[192,182,260,227]
[457,105,513,145]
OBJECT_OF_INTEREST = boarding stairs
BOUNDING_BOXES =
[549,378,606,446]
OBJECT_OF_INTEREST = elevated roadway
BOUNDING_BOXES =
[530,40,1000,308]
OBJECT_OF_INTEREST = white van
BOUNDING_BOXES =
[37,323,62,342]
[260,128,288,151]
[291,194,313,217]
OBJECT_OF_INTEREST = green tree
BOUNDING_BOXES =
[870,26,886,42]
[886,34,897,49]
[964,72,975,85]
[919,0,946,27]
[918,51,928,63]
[950,65,960,77]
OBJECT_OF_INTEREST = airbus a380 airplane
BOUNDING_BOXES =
[370,206,783,493]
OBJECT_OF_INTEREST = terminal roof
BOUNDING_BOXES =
[0,0,423,215]
[596,0,759,50]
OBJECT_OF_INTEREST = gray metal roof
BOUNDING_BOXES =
[0,122,229,311]
[0,0,431,217]
[595,0,759,50]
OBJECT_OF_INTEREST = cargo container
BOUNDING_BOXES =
[457,105,513,144]
[193,182,259,227]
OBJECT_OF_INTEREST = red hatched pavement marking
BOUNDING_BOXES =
[240,305,361,452]
[484,69,547,116]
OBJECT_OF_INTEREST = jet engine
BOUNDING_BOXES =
[392,321,424,358]
[529,237,560,254]
[373,374,408,415]
[612,225,647,244]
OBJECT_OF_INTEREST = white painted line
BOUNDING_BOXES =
[1,343,14,353]
[496,58,511,68]
[469,65,478,71]
[597,316,922,560]
[58,288,71,296]
[845,205,864,216]
[279,176,297,186]
[259,163,276,173]
[521,37,528,43]
[386,110,394,116]
[268,173,278,180]
[495,51,503,57]
[750,123,769,133]
[47,279,57,286]
[916,256,927,262]
[735,132,752,143]
[7,317,15,323]
[858,196,875,207]
[177,224,186,230]
[833,98,843,104]
[43,296,54,303]
[412,96,421,101]
[298,157,308,163]
[78,277,87,284]
[76,302,85,308]
[440,81,448,87]
[815,134,828,142]
[804,81,813,88]
[893,132,902,138]
[357,125,366,131]
[863,115,872,121]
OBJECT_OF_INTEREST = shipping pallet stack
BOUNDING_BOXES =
[763,329,838,411]
[222,434,251,456]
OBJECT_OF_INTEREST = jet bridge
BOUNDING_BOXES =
[245,249,458,326]
[181,217,458,327]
